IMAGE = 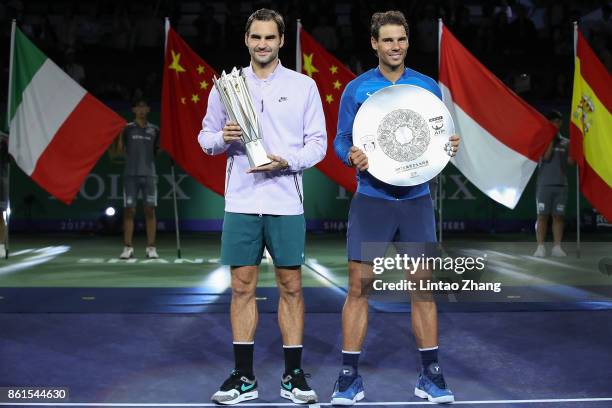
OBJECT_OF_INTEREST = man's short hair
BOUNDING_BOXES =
[546,110,562,121]
[371,11,409,40]
[245,8,285,36]
[132,97,149,107]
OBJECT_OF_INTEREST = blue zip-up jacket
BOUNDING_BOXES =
[334,67,442,200]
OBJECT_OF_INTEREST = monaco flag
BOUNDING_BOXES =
[297,24,357,192]
[161,23,225,195]
[7,23,126,204]
[439,22,557,209]
[569,28,612,220]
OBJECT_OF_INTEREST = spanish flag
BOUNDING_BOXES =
[570,28,612,221]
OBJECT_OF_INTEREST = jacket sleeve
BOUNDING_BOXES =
[198,87,230,155]
[334,83,356,166]
[284,81,327,172]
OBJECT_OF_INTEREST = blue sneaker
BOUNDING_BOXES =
[414,363,454,403]
[331,367,364,406]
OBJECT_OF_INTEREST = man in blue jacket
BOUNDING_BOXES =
[331,11,460,405]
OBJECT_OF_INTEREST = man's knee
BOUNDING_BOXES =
[231,269,257,298]
[537,214,549,222]
[277,269,302,298]
[347,262,374,299]
[124,207,136,219]
[143,206,156,218]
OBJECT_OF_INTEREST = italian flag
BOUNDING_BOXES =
[7,23,125,204]
[570,28,612,221]
[438,22,557,209]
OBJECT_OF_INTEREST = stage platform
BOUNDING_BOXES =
[1,232,612,407]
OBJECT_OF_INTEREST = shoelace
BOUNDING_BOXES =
[428,373,447,389]
[337,374,356,392]
[289,369,311,378]
[221,370,246,389]
[288,369,312,389]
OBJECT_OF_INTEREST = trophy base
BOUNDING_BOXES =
[245,140,271,168]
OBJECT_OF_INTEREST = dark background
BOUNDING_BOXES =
[0,0,610,116]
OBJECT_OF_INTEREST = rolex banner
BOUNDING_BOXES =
[161,24,225,195]
[569,29,612,221]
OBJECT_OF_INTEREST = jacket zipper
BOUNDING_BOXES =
[293,174,303,203]
[225,156,234,194]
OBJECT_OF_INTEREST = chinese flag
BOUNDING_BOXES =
[569,29,612,220]
[161,25,225,195]
[298,27,357,192]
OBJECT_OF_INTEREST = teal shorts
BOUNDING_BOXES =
[221,212,306,267]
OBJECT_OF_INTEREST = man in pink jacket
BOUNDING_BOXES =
[198,8,326,406]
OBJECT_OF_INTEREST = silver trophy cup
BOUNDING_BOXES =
[213,68,271,168]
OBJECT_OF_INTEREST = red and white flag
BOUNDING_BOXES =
[7,23,126,204]
[438,22,556,208]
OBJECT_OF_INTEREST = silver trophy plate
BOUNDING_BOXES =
[353,84,454,186]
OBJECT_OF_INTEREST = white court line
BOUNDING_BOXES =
[521,255,594,274]
[7,248,35,256]
[2,397,612,406]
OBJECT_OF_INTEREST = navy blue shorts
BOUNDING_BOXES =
[347,193,437,262]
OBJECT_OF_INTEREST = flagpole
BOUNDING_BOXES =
[437,19,442,76]
[573,21,581,259]
[296,19,302,72]
[576,158,580,258]
[164,17,182,259]
[4,20,16,258]
[164,17,170,50]
[437,18,444,243]
[170,159,182,259]
[4,159,10,259]
[7,21,15,130]
[0,131,9,259]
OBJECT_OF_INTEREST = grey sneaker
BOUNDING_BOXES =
[211,370,258,405]
[280,368,317,404]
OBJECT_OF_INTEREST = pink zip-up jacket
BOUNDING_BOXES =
[198,62,327,215]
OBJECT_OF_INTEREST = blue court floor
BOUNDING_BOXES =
[1,310,611,408]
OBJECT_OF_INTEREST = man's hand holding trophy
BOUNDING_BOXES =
[214,68,287,172]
